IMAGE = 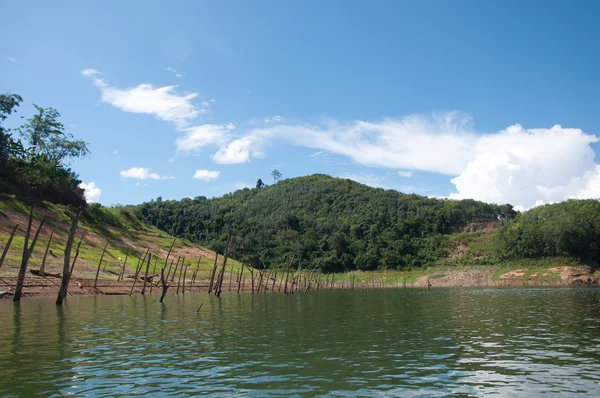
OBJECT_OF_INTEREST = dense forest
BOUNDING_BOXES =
[135,175,518,271]
[0,93,88,206]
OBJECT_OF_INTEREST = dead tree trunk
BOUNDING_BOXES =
[272,271,278,291]
[141,253,152,295]
[228,261,234,292]
[39,229,54,277]
[215,234,231,297]
[166,259,175,281]
[14,208,46,301]
[129,249,149,296]
[93,239,110,289]
[284,266,291,295]
[208,252,219,294]
[237,265,243,293]
[278,269,284,292]
[56,208,81,305]
[68,231,86,278]
[0,223,19,270]
[176,263,184,294]
[171,256,183,282]
[159,266,169,303]
[118,249,129,281]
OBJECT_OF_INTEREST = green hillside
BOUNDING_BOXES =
[134,174,599,272]
[133,174,511,271]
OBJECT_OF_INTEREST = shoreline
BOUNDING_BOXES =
[1,264,598,300]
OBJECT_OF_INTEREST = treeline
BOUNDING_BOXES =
[0,93,89,206]
[134,175,516,271]
[496,199,600,261]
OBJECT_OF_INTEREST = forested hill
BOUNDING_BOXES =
[134,175,516,271]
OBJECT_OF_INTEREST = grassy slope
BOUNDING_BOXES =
[0,195,248,284]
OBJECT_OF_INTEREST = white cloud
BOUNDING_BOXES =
[176,123,235,153]
[397,170,413,178]
[211,137,252,164]
[120,167,170,180]
[230,113,600,208]
[246,112,476,175]
[8,57,16,63]
[79,182,101,203]
[82,68,208,128]
[449,124,600,208]
[193,169,220,181]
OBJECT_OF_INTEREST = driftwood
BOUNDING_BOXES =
[30,269,61,278]
[0,224,19,270]
[93,239,110,289]
[56,208,81,305]
[14,208,46,301]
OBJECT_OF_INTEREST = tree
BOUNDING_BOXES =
[256,178,265,189]
[271,169,282,184]
[19,105,89,165]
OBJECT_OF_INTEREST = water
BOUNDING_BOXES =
[1,288,599,397]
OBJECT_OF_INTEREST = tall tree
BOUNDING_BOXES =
[18,105,89,165]
[271,169,282,184]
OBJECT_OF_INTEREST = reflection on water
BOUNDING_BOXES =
[1,288,599,396]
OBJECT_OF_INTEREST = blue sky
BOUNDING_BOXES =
[3,0,600,209]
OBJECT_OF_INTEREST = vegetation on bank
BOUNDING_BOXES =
[133,175,599,272]
[1,93,88,206]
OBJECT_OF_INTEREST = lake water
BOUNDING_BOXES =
[1,287,599,396]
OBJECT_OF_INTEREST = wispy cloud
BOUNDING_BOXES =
[166,66,185,78]
[175,123,235,153]
[193,169,220,181]
[397,170,413,178]
[120,167,172,180]
[82,68,209,129]
[8,57,16,63]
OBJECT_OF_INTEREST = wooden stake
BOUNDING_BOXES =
[215,234,231,297]
[208,252,219,294]
[118,249,129,281]
[14,208,46,301]
[141,253,152,295]
[56,208,81,305]
[93,239,110,289]
[159,266,169,303]
[69,230,86,278]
